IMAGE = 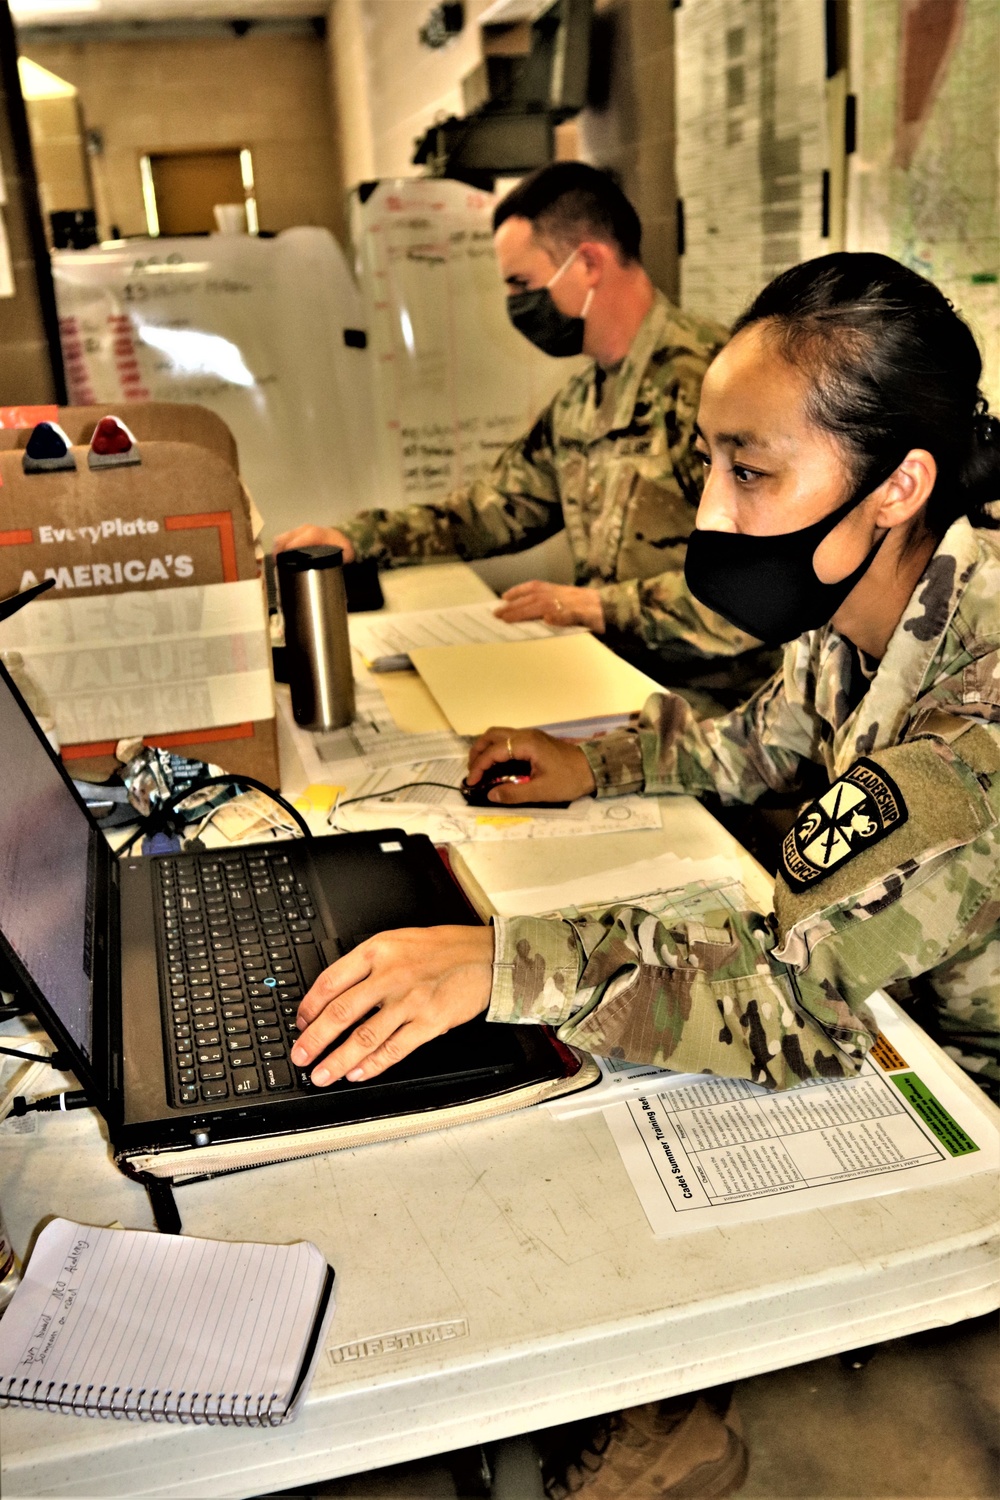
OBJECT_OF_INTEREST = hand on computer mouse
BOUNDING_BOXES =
[466,727,596,804]
[460,759,534,806]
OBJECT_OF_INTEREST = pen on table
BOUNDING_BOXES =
[369,653,413,673]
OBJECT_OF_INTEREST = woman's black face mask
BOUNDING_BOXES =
[683,469,896,646]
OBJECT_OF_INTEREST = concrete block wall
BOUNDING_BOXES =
[24,93,92,222]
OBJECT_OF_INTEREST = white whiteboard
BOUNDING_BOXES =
[351,178,584,510]
[52,228,377,543]
[52,188,584,547]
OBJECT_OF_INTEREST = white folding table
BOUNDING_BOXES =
[1,562,996,1499]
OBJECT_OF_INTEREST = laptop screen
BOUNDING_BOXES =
[0,667,94,1062]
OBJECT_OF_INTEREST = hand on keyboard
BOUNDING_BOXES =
[290,926,494,1087]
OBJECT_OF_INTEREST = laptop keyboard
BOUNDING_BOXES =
[155,850,328,1107]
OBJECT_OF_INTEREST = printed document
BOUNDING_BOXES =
[349,600,582,663]
[325,759,663,843]
[605,991,998,1237]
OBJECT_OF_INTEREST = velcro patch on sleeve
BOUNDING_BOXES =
[780,758,908,893]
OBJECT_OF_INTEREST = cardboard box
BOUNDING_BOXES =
[0,402,239,473]
[0,435,278,788]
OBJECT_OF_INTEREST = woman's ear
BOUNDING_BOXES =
[873,448,937,527]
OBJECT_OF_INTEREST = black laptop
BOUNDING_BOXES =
[0,658,580,1162]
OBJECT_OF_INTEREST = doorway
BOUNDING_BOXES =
[143,148,254,236]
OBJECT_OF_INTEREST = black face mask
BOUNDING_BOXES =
[507,288,586,357]
[505,250,593,358]
[683,479,893,646]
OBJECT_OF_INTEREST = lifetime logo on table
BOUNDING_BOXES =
[780,758,908,892]
[328,1319,470,1365]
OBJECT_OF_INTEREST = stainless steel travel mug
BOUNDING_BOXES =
[276,545,356,730]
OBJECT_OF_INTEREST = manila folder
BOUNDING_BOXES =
[409,633,662,735]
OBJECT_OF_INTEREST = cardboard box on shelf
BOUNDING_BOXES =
[0,434,278,788]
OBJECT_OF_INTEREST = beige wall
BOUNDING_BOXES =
[327,0,500,189]
[25,94,92,223]
[327,0,374,192]
[23,33,343,243]
[326,0,679,297]
[0,50,60,402]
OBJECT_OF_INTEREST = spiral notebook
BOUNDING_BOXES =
[0,1218,336,1425]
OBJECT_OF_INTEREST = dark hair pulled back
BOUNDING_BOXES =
[732,252,1000,532]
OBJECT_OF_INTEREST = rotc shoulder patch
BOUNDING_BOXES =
[780,759,908,893]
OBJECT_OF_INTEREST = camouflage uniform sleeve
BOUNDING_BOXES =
[598,572,769,662]
[488,723,1000,1093]
[340,407,563,566]
[582,656,823,802]
[489,904,871,1090]
[774,723,1000,1096]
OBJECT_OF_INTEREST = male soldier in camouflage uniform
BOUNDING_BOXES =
[275,163,777,712]
[486,514,1000,1100]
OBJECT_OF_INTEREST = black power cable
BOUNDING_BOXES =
[11,1091,89,1114]
[0,1044,66,1068]
[332,781,461,812]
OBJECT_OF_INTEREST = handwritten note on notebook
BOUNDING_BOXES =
[0,1218,335,1424]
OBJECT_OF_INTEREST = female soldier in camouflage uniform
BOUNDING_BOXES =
[290,253,1000,1107]
[290,251,998,1500]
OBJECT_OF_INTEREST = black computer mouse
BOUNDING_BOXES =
[460,760,570,809]
[460,759,532,805]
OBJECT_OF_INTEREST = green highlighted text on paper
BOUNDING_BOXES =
[891,1073,980,1156]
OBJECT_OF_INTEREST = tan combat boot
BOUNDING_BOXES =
[542,1388,748,1499]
